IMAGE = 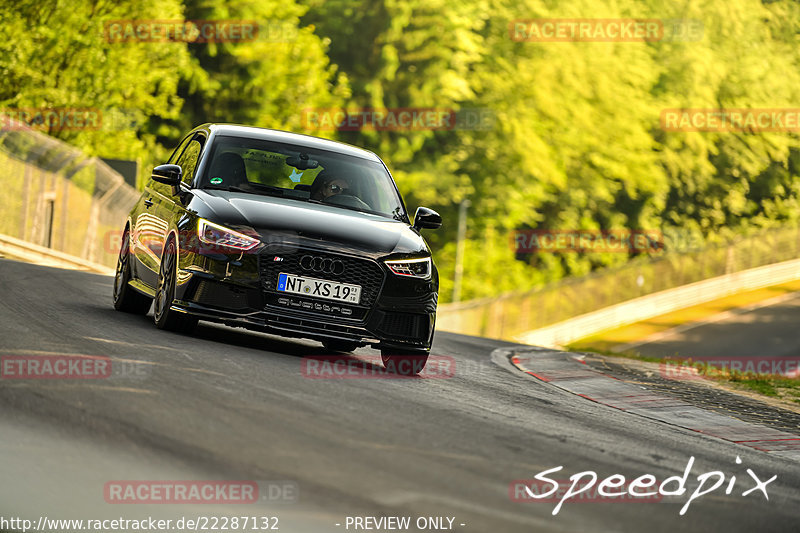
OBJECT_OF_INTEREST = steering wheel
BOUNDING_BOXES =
[325,194,372,211]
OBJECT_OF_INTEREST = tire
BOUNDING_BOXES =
[113,228,152,314]
[380,349,430,376]
[322,340,360,353]
[153,238,197,333]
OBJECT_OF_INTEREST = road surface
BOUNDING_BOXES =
[1,258,798,532]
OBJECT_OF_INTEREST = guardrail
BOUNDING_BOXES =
[0,233,114,274]
[437,225,800,341]
[514,257,800,348]
[0,127,139,268]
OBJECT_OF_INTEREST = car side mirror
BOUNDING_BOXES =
[152,164,182,186]
[413,207,442,230]
[152,164,182,196]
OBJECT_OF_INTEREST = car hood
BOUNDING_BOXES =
[189,190,427,256]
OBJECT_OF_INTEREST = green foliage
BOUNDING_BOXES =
[306,0,800,301]
[154,0,348,142]
[0,0,193,181]
[6,0,800,303]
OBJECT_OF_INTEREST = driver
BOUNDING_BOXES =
[311,173,352,201]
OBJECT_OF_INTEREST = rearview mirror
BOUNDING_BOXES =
[413,207,442,230]
[286,153,319,170]
[152,164,182,186]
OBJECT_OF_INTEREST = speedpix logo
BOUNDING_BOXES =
[512,456,776,516]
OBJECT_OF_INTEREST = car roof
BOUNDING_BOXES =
[199,124,383,163]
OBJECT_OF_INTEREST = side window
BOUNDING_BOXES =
[167,134,194,164]
[175,137,204,184]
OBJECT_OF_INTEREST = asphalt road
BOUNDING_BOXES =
[617,291,800,360]
[1,258,799,533]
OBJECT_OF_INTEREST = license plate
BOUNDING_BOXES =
[276,273,361,304]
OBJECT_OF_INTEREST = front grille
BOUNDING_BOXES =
[259,250,385,307]
[266,314,373,341]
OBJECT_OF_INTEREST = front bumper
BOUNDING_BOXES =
[172,249,437,350]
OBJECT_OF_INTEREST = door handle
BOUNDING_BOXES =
[144,199,154,208]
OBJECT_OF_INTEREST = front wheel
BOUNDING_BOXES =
[381,349,430,376]
[113,228,152,314]
[154,238,197,333]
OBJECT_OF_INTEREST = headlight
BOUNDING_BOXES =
[198,219,260,251]
[385,257,431,278]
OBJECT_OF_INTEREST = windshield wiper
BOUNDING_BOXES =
[204,184,285,197]
[248,183,294,196]
[225,186,252,193]
[203,185,247,192]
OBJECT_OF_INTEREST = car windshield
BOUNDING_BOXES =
[198,134,405,220]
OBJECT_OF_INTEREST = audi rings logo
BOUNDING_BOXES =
[300,255,345,275]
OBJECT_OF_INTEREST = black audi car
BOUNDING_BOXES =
[113,124,442,374]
